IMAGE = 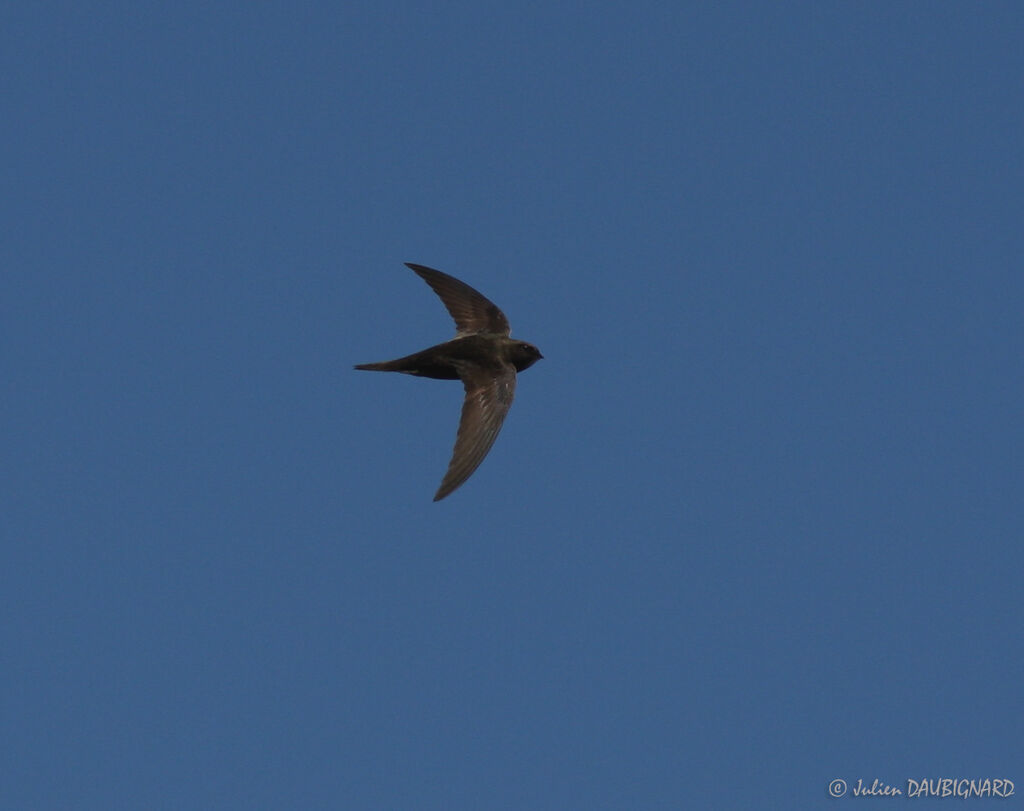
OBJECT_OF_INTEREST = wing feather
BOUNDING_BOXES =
[406,263,511,336]
[433,364,517,501]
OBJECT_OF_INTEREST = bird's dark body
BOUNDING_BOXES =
[354,263,542,501]
[355,334,539,380]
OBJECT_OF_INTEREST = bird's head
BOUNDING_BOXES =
[510,341,543,372]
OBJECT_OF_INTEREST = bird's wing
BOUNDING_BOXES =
[434,363,517,501]
[406,263,511,337]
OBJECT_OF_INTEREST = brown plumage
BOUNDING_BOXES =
[355,263,543,501]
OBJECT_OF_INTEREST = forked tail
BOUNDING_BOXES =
[353,360,404,372]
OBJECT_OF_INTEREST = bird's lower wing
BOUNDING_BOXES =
[434,364,517,501]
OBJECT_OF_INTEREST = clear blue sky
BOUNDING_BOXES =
[4,2,1021,808]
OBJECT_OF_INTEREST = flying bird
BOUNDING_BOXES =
[355,263,543,501]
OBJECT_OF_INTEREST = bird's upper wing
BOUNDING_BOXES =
[433,362,517,501]
[406,263,511,337]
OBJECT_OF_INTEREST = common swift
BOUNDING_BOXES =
[355,263,543,501]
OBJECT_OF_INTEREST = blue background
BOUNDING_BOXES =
[4,2,1021,808]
